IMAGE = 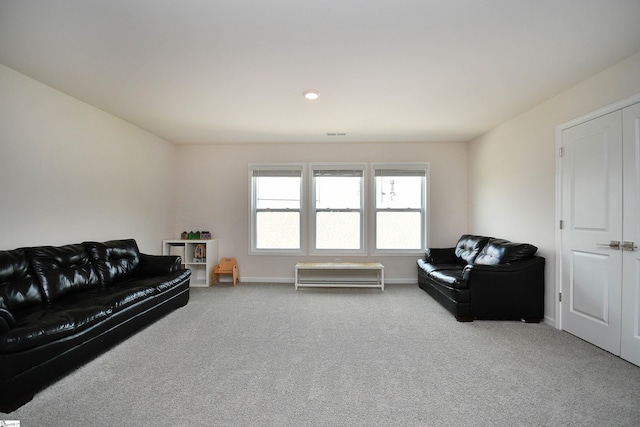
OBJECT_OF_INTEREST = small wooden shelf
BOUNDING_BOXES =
[163,239,218,287]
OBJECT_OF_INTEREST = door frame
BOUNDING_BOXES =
[555,93,640,330]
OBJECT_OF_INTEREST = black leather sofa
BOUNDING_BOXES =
[0,239,191,412]
[417,235,544,322]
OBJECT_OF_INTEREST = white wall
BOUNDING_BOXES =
[0,64,176,253]
[468,51,640,325]
[175,141,468,283]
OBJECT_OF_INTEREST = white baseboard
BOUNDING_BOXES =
[544,315,556,328]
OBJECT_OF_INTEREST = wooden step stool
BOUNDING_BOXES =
[212,257,239,286]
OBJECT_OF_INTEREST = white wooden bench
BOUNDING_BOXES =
[294,262,384,290]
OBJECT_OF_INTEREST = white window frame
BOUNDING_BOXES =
[371,163,429,255]
[249,163,306,255]
[310,163,367,255]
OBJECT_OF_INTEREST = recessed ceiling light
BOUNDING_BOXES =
[303,90,320,100]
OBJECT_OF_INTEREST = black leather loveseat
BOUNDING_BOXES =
[417,235,544,322]
[0,239,191,412]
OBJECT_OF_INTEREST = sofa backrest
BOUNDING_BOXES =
[83,239,141,287]
[454,235,490,265]
[0,249,44,312]
[25,244,101,304]
[0,239,144,312]
[473,238,538,265]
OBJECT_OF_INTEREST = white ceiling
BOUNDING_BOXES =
[1,1,640,145]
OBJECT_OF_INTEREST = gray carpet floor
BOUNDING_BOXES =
[9,283,640,426]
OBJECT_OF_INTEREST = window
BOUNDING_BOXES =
[373,164,428,253]
[249,165,304,254]
[311,165,366,254]
[249,162,427,256]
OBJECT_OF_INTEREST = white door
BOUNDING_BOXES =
[621,102,640,366]
[561,110,623,355]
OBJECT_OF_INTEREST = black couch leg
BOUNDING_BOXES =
[523,318,541,323]
[455,316,474,322]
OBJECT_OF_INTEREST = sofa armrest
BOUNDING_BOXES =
[464,256,542,274]
[137,253,182,276]
[0,308,16,334]
[463,256,545,320]
[425,247,457,264]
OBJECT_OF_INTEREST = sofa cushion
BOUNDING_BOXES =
[91,285,155,313]
[0,308,17,334]
[25,244,101,304]
[425,248,457,264]
[84,239,141,287]
[428,268,467,289]
[119,270,191,294]
[474,238,538,265]
[0,317,10,334]
[0,249,45,313]
[454,235,490,265]
[0,308,16,329]
[417,259,461,275]
[0,304,112,352]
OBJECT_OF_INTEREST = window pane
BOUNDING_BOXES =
[256,211,300,249]
[256,177,300,209]
[316,212,360,249]
[376,176,422,209]
[376,211,422,249]
[315,176,361,209]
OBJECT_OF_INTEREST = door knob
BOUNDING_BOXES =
[597,241,621,249]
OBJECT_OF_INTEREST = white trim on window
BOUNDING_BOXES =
[370,163,429,255]
[249,163,306,255]
[309,163,367,255]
